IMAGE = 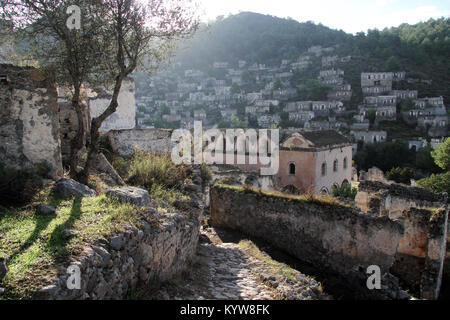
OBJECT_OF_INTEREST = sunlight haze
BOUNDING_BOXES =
[198,0,450,33]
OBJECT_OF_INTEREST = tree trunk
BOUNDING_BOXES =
[69,85,87,179]
[78,76,124,185]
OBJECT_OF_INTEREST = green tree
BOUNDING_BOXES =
[386,167,415,184]
[385,56,400,71]
[2,0,111,178]
[417,172,450,194]
[231,83,241,94]
[4,0,199,184]
[367,109,377,125]
[273,77,283,90]
[399,98,416,111]
[416,145,442,174]
[431,137,450,171]
[298,80,332,101]
[332,184,358,200]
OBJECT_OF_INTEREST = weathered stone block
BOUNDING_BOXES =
[107,129,174,156]
[210,185,404,298]
[52,179,96,199]
[106,187,151,207]
[0,64,63,178]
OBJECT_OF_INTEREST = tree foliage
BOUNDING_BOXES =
[417,172,450,195]
[431,137,450,171]
[386,167,415,184]
[2,0,199,183]
[172,13,450,103]
[354,140,415,172]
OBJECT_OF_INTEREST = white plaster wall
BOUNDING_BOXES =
[89,80,136,132]
[314,146,353,193]
[12,89,62,177]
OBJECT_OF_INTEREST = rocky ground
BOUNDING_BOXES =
[142,226,331,300]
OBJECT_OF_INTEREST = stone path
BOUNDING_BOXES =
[148,227,330,300]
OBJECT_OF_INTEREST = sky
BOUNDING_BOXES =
[197,0,450,34]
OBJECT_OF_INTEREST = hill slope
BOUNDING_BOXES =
[173,12,450,103]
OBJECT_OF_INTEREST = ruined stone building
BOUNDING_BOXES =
[219,130,352,194]
[89,79,136,132]
[400,97,448,137]
[277,130,352,194]
[0,61,137,171]
[0,64,63,178]
[58,79,136,163]
[350,130,387,145]
[355,181,448,299]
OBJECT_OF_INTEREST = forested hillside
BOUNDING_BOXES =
[173,12,450,103]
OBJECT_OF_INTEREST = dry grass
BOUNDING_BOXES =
[238,239,298,281]
[215,183,351,208]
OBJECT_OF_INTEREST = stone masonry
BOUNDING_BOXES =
[355,180,448,299]
[107,129,174,157]
[210,185,405,299]
[0,64,63,178]
[36,207,200,300]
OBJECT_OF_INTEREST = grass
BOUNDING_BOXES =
[238,239,324,297]
[126,151,189,190]
[238,240,299,281]
[214,183,351,208]
[0,185,142,299]
[148,184,189,208]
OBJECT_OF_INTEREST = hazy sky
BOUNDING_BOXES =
[198,0,450,34]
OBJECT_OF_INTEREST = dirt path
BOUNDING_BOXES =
[144,227,330,300]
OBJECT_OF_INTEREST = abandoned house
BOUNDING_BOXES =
[222,130,352,194]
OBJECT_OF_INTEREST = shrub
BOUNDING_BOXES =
[199,163,213,185]
[431,137,450,171]
[332,184,358,200]
[417,172,450,195]
[127,151,189,189]
[0,162,51,206]
[148,184,188,207]
[386,167,415,184]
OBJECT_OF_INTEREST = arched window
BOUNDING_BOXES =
[321,162,327,176]
[343,157,348,170]
[289,163,296,176]
[333,160,338,172]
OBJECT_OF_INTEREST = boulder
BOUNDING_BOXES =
[106,187,151,207]
[94,153,125,186]
[110,236,123,251]
[61,229,78,240]
[52,179,96,199]
[183,184,202,194]
[35,204,56,215]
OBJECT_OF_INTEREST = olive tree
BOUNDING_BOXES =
[0,0,111,177]
[80,0,199,183]
[1,0,199,183]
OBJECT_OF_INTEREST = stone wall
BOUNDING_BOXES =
[210,185,405,299]
[107,129,174,156]
[89,79,136,132]
[0,64,63,178]
[37,209,200,300]
[355,180,448,299]
[390,208,448,299]
[355,181,447,219]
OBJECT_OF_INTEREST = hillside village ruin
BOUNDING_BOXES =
[0,39,448,301]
